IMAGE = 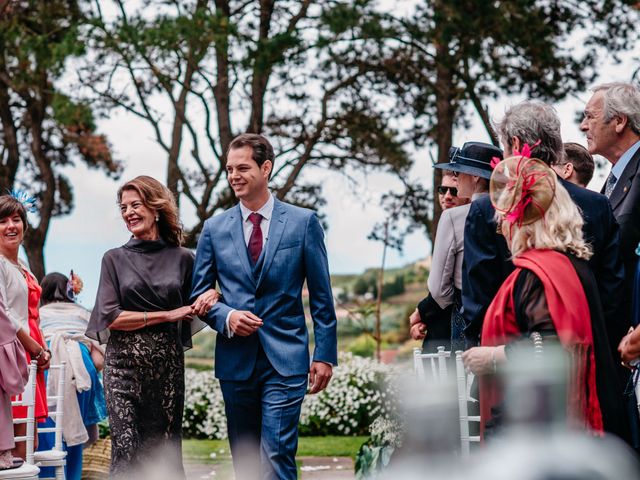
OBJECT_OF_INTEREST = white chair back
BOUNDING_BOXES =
[38,362,66,451]
[454,351,480,457]
[413,346,450,382]
[11,361,38,465]
[34,362,67,480]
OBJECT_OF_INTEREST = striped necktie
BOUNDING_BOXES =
[604,172,617,198]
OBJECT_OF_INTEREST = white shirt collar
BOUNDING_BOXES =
[239,194,275,222]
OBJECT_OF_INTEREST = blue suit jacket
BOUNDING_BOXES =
[191,198,338,381]
[462,180,626,353]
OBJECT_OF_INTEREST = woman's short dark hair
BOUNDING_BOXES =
[0,195,27,229]
[228,133,275,172]
[117,176,183,246]
[40,272,72,306]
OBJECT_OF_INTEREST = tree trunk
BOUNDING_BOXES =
[166,0,207,202]
[22,82,55,281]
[213,0,233,162]
[248,0,275,133]
[0,59,20,191]
[431,39,455,248]
[22,234,45,281]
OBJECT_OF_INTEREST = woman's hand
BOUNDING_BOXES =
[35,348,51,372]
[462,346,504,375]
[619,327,640,366]
[192,289,220,317]
[90,342,105,372]
[166,305,195,323]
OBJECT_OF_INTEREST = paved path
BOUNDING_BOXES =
[185,456,354,479]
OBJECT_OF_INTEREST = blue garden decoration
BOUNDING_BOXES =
[10,189,37,213]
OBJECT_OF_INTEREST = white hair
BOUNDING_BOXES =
[593,82,640,136]
[494,101,563,166]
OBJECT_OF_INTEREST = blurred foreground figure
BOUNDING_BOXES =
[380,346,639,480]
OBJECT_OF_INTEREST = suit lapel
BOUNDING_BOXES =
[228,205,256,285]
[609,150,640,212]
[256,199,287,289]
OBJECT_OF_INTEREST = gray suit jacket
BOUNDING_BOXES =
[428,203,470,309]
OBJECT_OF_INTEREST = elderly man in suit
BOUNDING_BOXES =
[460,100,629,442]
[581,82,640,321]
[191,133,338,479]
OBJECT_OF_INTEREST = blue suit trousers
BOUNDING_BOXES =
[220,345,308,480]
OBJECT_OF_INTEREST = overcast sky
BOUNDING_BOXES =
[28,8,638,308]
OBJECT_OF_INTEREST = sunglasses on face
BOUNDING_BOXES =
[437,185,458,196]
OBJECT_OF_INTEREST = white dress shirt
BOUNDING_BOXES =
[609,140,640,191]
[238,194,274,247]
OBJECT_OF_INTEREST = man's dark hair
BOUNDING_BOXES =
[563,142,595,187]
[228,134,275,172]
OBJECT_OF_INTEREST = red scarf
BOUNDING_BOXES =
[480,249,603,435]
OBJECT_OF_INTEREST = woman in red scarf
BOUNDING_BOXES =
[462,156,605,438]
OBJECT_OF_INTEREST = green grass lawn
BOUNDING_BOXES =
[183,436,368,464]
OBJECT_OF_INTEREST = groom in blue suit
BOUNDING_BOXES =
[191,133,338,479]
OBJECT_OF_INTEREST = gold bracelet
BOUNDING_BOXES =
[143,311,148,327]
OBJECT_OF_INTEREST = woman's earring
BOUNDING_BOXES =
[155,215,159,222]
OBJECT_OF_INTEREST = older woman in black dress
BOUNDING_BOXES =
[86,176,216,478]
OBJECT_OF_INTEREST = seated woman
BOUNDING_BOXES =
[37,272,106,480]
[463,155,625,439]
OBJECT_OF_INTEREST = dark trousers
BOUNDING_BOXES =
[220,345,308,480]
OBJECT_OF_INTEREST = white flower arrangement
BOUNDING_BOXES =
[183,352,397,438]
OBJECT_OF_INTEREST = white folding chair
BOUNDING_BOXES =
[34,362,67,480]
[454,351,480,457]
[1,361,40,480]
[413,346,451,381]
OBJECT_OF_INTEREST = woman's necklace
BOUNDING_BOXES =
[0,252,27,278]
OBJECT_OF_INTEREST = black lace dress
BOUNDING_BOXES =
[86,238,195,478]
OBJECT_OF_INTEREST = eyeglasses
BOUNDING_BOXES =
[437,186,458,196]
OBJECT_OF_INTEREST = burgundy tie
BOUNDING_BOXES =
[248,212,263,263]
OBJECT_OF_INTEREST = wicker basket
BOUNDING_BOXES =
[81,437,111,480]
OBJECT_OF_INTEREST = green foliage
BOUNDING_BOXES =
[51,94,96,130]
[83,0,413,246]
[353,276,371,296]
[183,436,368,464]
[381,274,405,299]
[354,415,403,478]
[355,443,394,479]
[0,0,120,277]
[348,334,378,358]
